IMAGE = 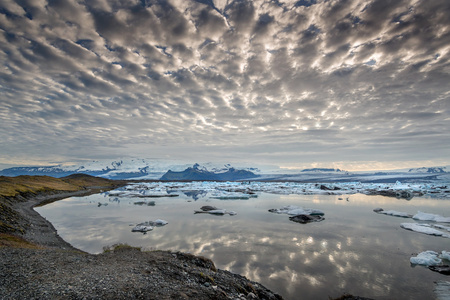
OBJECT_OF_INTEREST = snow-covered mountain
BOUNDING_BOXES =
[0,159,262,180]
[0,160,449,183]
[300,168,349,174]
[408,167,449,173]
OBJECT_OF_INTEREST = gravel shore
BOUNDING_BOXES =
[0,190,283,300]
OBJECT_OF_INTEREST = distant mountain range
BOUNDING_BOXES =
[0,159,449,182]
[160,164,258,181]
[408,167,449,173]
[0,159,261,180]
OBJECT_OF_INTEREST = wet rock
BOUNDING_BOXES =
[200,206,218,211]
[289,214,325,224]
[429,265,450,275]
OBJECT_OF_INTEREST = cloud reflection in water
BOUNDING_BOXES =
[36,192,450,300]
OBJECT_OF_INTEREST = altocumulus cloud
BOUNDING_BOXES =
[0,0,449,170]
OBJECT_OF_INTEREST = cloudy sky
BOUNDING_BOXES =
[0,0,449,171]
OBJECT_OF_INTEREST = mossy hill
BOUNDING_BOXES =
[0,174,123,236]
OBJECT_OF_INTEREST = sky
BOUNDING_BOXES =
[0,0,449,171]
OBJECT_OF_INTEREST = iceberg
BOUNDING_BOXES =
[152,219,168,226]
[413,211,450,223]
[373,208,412,218]
[441,251,450,261]
[410,251,442,266]
[132,224,153,232]
[131,219,168,232]
[400,223,450,238]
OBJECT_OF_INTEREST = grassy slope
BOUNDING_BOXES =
[0,174,122,240]
[0,174,119,198]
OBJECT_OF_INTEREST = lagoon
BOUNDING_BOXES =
[36,187,450,300]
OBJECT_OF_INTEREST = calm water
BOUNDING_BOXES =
[36,190,450,299]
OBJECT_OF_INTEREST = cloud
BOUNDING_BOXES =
[0,0,449,169]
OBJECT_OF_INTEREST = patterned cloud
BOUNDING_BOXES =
[0,0,449,169]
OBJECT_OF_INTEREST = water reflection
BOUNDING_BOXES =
[35,193,450,300]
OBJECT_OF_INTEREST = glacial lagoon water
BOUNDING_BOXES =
[35,188,450,300]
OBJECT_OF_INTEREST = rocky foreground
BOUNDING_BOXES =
[0,175,282,300]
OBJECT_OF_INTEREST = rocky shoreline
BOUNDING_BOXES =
[0,188,283,300]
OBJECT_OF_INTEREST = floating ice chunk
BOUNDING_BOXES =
[269,205,324,216]
[374,208,412,218]
[400,223,450,238]
[194,208,236,215]
[441,251,450,261]
[132,224,153,232]
[207,209,226,215]
[152,219,168,226]
[410,251,442,266]
[434,281,450,300]
[413,211,450,223]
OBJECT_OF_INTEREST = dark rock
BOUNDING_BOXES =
[288,214,324,224]
[429,265,450,275]
[200,206,218,211]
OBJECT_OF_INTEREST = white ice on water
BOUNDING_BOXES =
[410,251,442,266]
[400,223,450,238]
[413,211,450,223]
[107,180,450,199]
[374,208,412,218]
[410,250,450,266]
[132,219,168,232]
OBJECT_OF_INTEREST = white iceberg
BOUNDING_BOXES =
[413,211,450,223]
[400,223,450,238]
[152,219,168,226]
[132,224,153,232]
[441,251,450,261]
[132,219,168,232]
[410,251,442,266]
[374,208,412,218]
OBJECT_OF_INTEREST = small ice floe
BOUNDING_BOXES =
[410,251,442,266]
[131,219,168,233]
[97,202,108,207]
[132,223,153,233]
[268,205,324,216]
[410,251,450,276]
[373,208,412,218]
[434,281,450,299]
[413,211,450,223]
[194,206,237,216]
[400,223,450,238]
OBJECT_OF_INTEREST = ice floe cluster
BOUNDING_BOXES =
[107,180,450,199]
[374,206,450,280]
